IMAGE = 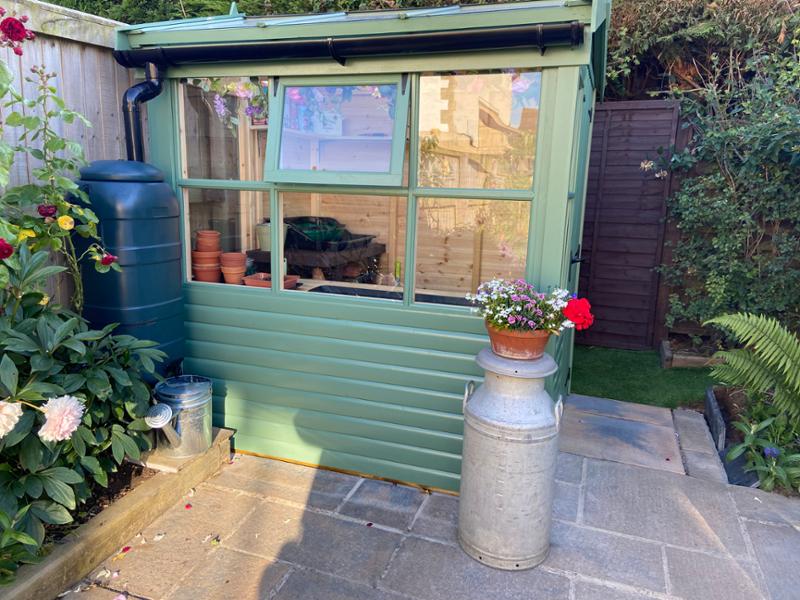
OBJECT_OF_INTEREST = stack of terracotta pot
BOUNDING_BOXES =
[192,230,221,282]
[220,252,247,284]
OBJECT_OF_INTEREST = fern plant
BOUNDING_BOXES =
[706,313,800,420]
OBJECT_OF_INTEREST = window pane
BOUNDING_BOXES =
[281,192,406,299]
[280,85,398,173]
[415,198,529,304]
[182,77,269,180]
[186,189,268,284]
[418,71,541,190]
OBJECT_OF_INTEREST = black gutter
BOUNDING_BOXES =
[121,62,164,161]
[114,21,584,69]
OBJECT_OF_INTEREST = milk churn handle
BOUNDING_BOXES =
[554,396,564,431]
[463,380,476,413]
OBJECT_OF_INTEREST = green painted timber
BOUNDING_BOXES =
[130,2,609,491]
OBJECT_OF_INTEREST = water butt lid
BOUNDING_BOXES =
[155,375,212,410]
[79,160,164,182]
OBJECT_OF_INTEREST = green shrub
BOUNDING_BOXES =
[708,313,800,492]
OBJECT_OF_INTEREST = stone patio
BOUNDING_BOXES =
[60,396,800,600]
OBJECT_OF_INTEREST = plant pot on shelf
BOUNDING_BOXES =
[486,323,551,361]
[220,252,247,267]
[191,250,221,265]
[195,231,221,252]
[243,273,300,289]
[221,266,246,284]
[193,265,221,283]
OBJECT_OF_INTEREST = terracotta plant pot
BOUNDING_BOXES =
[196,239,220,252]
[220,252,247,267]
[191,250,221,266]
[243,273,300,289]
[192,265,221,283]
[221,266,246,284]
[486,323,550,360]
[196,230,221,238]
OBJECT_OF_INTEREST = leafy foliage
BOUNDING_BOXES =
[707,314,800,420]
[663,30,800,332]
[0,247,164,583]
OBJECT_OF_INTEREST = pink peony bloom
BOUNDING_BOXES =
[38,395,84,442]
[0,401,23,438]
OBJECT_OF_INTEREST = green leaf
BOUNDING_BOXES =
[29,354,54,373]
[0,355,19,396]
[40,467,83,485]
[110,435,124,464]
[30,500,72,525]
[23,477,42,499]
[70,428,85,457]
[4,411,35,448]
[116,432,140,460]
[19,436,43,473]
[41,476,75,510]
[6,530,37,547]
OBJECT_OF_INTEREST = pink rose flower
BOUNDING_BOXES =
[38,395,84,442]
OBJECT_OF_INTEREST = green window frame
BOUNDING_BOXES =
[264,74,411,187]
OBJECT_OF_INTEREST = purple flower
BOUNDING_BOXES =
[764,447,781,459]
[245,104,263,117]
[510,295,520,302]
[508,316,517,325]
[213,94,227,117]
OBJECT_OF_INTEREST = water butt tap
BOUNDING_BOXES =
[145,403,182,449]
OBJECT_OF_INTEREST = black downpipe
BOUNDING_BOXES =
[122,62,164,162]
[114,21,584,69]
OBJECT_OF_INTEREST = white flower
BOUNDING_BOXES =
[38,395,84,442]
[0,402,23,438]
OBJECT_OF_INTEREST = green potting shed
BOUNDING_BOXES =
[113,0,611,492]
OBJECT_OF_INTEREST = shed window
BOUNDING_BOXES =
[417,71,541,190]
[266,77,410,186]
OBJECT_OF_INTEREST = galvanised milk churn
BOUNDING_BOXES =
[458,348,562,570]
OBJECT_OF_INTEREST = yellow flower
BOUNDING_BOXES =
[57,215,74,231]
[39,294,49,306]
[18,229,35,241]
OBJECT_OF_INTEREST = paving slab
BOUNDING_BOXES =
[380,536,571,600]
[99,484,261,599]
[409,493,459,544]
[682,449,727,483]
[573,581,653,600]
[58,586,137,599]
[338,479,426,530]
[275,569,409,600]
[745,520,800,600]
[729,485,800,527]
[209,454,357,510]
[553,481,579,522]
[225,499,403,585]
[560,406,684,474]
[544,521,665,593]
[673,408,717,455]
[166,546,291,600]
[567,394,674,427]
[582,458,745,554]
[664,546,766,600]
[555,452,584,484]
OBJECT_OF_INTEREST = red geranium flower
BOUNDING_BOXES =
[1,17,28,43]
[0,238,14,260]
[100,253,118,266]
[563,297,594,330]
[37,204,57,218]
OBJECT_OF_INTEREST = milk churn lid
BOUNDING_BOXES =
[154,375,212,410]
[79,160,164,182]
[476,348,558,379]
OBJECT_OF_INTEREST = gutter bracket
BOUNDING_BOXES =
[327,37,346,66]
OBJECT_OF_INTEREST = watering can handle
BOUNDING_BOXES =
[463,380,476,413]
[554,396,564,431]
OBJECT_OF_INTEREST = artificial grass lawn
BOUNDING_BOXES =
[570,345,715,409]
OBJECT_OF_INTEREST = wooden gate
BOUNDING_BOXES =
[577,100,680,349]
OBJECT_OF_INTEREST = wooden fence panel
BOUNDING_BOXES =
[577,100,680,350]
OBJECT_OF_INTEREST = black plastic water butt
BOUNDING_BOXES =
[78,160,184,373]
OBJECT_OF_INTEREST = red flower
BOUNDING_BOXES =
[563,297,594,331]
[100,253,118,266]
[1,17,28,42]
[12,46,22,56]
[0,238,13,260]
[37,204,57,218]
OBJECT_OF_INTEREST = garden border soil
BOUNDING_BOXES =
[0,429,233,600]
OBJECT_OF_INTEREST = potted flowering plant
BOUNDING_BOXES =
[467,279,594,360]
